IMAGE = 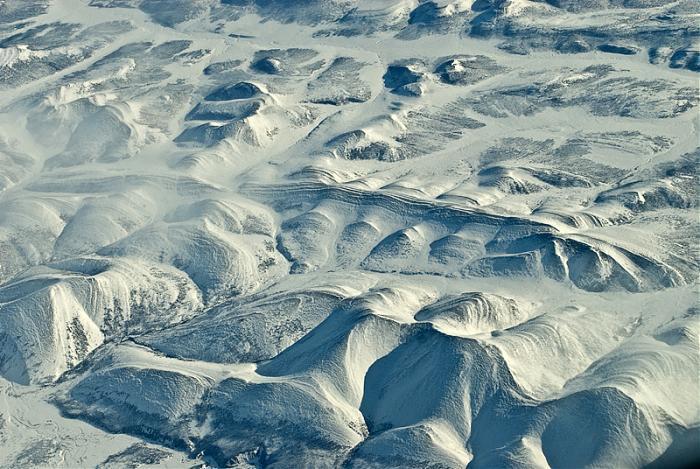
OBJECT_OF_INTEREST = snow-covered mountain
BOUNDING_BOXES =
[0,0,698,467]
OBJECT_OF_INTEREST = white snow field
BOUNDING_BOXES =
[0,0,698,467]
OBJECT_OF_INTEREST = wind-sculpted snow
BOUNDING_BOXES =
[466,65,698,119]
[246,181,693,291]
[321,102,485,161]
[308,57,371,105]
[139,284,350,363]
[0,0,698,467]
[0,257,202,384]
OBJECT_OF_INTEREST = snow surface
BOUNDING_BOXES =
[0,0,698,467]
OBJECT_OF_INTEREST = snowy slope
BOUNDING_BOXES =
[0,0,698,467]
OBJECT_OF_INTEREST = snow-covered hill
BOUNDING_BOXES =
[0,0,698,467]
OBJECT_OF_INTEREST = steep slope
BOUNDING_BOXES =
[0,0,698,467]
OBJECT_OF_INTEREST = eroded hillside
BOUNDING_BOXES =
[0,1,698,467]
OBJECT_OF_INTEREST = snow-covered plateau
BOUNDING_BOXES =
[0,0,698,467]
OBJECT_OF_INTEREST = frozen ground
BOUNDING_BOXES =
[0,0,698,467]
